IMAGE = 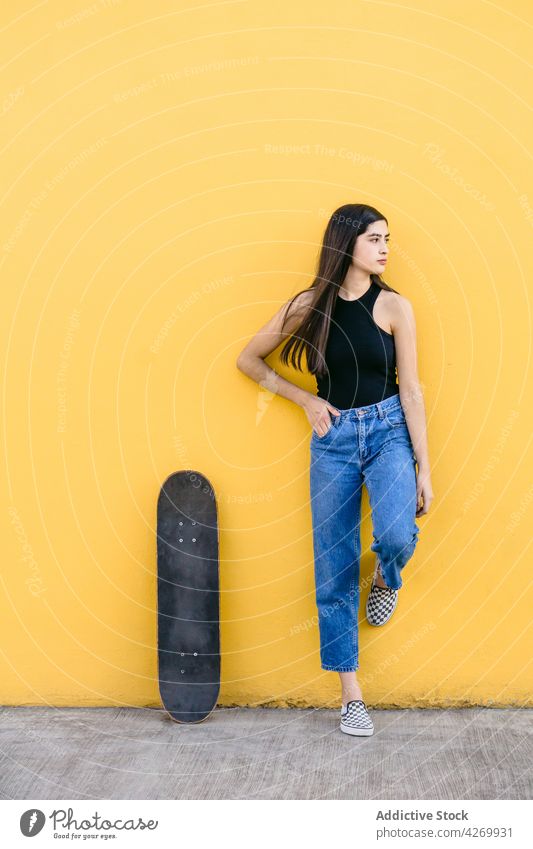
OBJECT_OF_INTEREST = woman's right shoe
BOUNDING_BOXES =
[366,556,399,626]
[340,700,374,736]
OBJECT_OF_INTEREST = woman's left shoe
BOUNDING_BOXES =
[366,557,399,626]
[340,700,374,736]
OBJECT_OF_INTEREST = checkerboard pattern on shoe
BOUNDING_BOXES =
[366,558,399,626]
[340,700,374,736]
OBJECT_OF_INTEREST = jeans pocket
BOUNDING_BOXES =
[384,406,406,428]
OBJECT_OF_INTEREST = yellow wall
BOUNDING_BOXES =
[1,1,531,709]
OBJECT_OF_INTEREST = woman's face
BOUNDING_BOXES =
[352,219,389,273]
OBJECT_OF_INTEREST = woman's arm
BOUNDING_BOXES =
[236,290,340,434]
[236,291,315,407]
[390,294,434,515]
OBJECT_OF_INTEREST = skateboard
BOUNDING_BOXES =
[156,470,220,723]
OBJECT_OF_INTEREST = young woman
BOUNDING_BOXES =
[236,203,433,736]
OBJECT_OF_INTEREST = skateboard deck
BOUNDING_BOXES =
[157,470,220,723]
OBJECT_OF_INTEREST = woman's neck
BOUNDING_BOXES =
[340,270,372,300]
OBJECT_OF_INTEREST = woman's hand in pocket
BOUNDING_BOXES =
[302,397,341,437]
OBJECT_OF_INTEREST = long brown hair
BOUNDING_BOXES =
[279,203,399,376]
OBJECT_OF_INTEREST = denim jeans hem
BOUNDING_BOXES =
[321,664,359,672]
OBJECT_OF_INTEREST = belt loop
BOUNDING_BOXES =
[377,401,384,420]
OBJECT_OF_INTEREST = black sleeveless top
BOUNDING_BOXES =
[315,281,398,409]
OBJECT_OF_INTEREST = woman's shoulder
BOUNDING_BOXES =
[292,287,316,305]
[283,287,316,316]
[379,286,414,314]
[375,286,415,336]
[378,287,416,337]
[276,287,316,335]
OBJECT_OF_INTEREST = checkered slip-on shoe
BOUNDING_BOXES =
[366,559,399,626]
[340,700,374,736]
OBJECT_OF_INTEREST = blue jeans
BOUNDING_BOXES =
[309,393,420,672]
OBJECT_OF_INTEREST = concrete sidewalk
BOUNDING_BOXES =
[0,706,531,799]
